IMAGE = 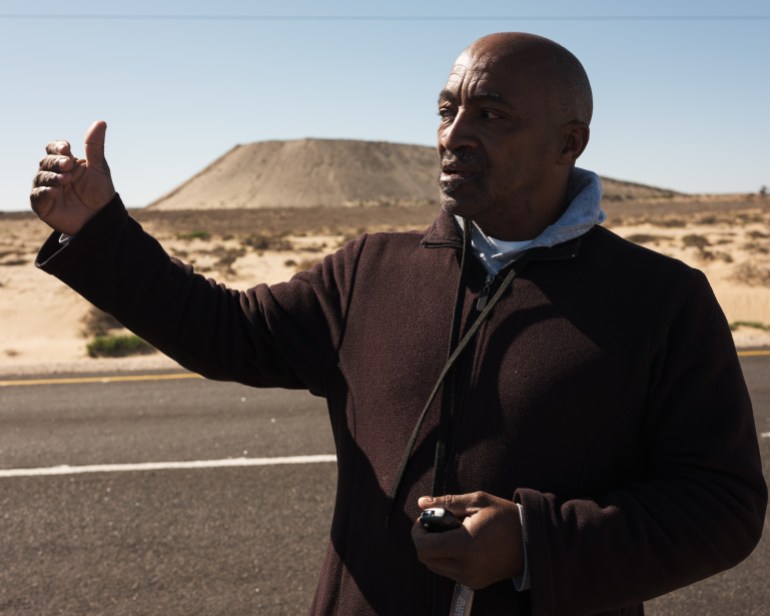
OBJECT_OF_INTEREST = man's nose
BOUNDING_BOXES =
[438,110,478,152]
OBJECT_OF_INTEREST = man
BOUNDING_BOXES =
[31,33,766,616]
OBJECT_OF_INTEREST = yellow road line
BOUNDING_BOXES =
[737,349,770,357]
[1,349,768,387]
[0,372,202,388]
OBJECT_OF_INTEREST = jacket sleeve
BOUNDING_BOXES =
[35,195,361,395]
[514,267,767,616]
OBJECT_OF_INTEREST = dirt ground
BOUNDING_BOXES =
[1,194,769,373]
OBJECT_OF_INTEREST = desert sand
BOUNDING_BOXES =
[3,139,768,374]
[1,194,769,376]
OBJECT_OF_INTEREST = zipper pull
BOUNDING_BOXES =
[476,274,495,311]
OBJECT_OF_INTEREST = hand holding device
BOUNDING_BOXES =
[414,493,523,587]
[419,507,462,532]
[417,507,473,616]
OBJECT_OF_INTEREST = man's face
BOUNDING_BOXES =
[437,48,565,239]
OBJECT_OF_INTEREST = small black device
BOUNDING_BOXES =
[418,507,474,615]
[419,507,461,532]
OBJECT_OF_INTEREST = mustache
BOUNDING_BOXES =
[440,148,486,171]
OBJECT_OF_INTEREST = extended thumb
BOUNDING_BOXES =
[84,120,108,168]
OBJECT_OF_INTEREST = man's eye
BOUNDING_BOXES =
[438,108,455,121]
[481,109,502,120]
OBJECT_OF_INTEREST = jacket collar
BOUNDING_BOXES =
[421,208,584,263]
[421,208,464,249]
[421,167,603,263]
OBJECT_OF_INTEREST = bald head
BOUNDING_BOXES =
[466,32,593,126]
[436,32,594,240]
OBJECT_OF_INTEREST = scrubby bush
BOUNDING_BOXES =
[176,230,211,241]
[729,321,770,332]
[87,334,156,358]
[81,307,123,337]
[682,234,710,250]
[625,234,665,245]
[732,263,770,286]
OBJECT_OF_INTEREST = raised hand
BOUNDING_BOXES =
[30,121,116,235]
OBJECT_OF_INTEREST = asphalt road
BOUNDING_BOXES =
[0,355,767,615]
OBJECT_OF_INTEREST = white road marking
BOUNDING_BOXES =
[0,455,337,478]
[761,432,770,439]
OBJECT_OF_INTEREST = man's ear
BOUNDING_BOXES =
[558,122,590,165]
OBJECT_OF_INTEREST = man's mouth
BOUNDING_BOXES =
[439,151,485,186]
[440,164,470,181]
[439,160,482,192]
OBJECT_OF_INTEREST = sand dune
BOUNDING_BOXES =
[147,139,681,211]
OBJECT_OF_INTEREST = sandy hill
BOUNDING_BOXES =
[147,138,679,210]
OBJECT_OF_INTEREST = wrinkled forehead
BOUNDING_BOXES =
[442,47,545,99]
[447,47,550,84]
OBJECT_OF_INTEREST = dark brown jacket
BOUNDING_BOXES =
[38,196,767,616]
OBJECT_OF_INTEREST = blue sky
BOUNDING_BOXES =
[1,1,768,211]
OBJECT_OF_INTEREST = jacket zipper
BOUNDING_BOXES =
[476,274,496,311]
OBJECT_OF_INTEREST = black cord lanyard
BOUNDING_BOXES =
[384,220,532,528]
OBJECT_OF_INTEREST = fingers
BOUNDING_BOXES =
[418,491,488,516]
[45,140,71,156]
[33,170,71,187]
[30,121,115,234]
[411,520,475,587]
[33,143,76,191]
[30,186,55,218]
[40,142,75,177]
[413,491,525,588]
[30,168,69,218]
[417,556,463,583]
[38,154,75,173]
[412,521,469,558]
[31,151,74,218]
[84,120,108,170]
[412,495,473,563]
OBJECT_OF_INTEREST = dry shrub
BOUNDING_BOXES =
[717,252,733,263]
[743,242,768,255]
[730,320,770,332]
[735,212,764,224]
[682,234,710,250]
[176,230,211,241]
[0,250,28,266]
[214,247,246,275]
[80,307,157,357]
[732,263,770,286]
[81,307,123,337]
[625,234,666,245]
[705,251,733,263]
[650,218,687,228]
[295,257,325,272]
[243,233,293,251]
[87,334,155,358]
